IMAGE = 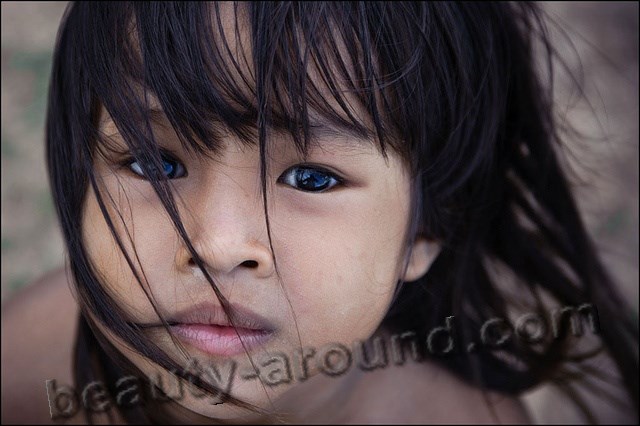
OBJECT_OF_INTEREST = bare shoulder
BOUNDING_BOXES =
[398,360,530,424]
[353,357,530,424]
[1,266,82,424]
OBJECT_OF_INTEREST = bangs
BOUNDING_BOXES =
[78,2,422,163]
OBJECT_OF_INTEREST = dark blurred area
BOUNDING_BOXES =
[1,2,637,423]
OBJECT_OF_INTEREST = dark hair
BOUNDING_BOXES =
[46,1,638,423]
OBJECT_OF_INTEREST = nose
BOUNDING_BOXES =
[183,236,275,279]
[175,170,275,280]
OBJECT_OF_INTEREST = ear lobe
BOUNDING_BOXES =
[402,236,440,282]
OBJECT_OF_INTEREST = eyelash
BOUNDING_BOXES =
[121,155,343,193]
[122,151,187,180]
[277,164,344,193]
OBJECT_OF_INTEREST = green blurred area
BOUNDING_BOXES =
[1,2,68,301]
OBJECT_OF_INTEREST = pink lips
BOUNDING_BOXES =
[165,303,274,357]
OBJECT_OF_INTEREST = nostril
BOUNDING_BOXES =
[187,257,258,269]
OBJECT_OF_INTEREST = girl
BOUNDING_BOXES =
[2,1,638,424]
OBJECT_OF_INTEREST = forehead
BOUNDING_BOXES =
[94,2,398,160]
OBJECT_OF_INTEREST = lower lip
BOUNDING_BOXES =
[169,324,273,356]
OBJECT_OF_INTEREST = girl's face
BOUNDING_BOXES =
[79,5,436,419]
[82,111,435,417]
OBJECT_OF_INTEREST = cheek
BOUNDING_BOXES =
[81,184,177,315]
[269,182,410,345]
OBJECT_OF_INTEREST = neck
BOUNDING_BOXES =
[269,357,367,423]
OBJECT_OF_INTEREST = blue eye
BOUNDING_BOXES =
[129,155,186,179]
[278,165,342,192]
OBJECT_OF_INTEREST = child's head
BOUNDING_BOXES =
[46,1,638,422]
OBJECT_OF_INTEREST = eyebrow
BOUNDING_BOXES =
[307,122,373,146]
[100,107,376,151]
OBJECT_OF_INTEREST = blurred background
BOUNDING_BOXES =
[1,1,638,423]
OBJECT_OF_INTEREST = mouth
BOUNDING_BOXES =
[141,303,275,357]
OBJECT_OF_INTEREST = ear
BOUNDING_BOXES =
[402,236,441,282]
